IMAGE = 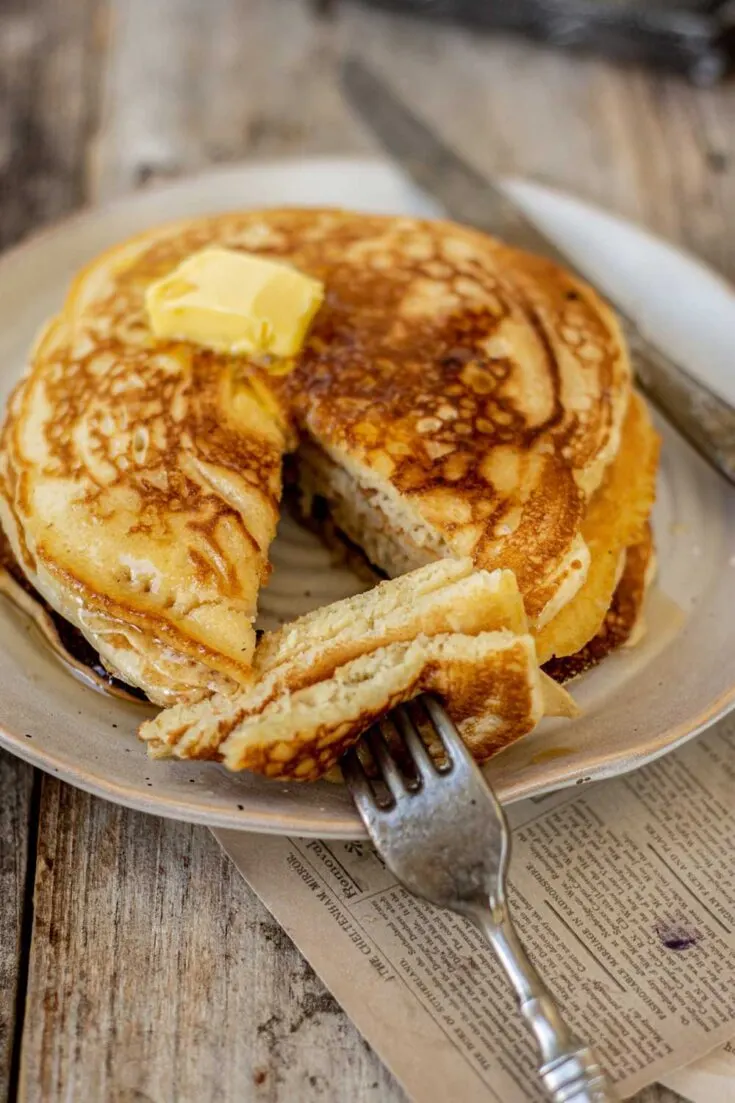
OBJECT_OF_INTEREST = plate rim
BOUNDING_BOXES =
[3,152,735,305]
[3,666,735,838]
[1,154,734,837]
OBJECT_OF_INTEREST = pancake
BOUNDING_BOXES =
[1,207,640,753]
[141,560,576,778]
[252,555,529,689]
[534,392,660,664]
[0,245,292,705]
[0,527,145,702]
[263,212,631,626]
[544,524,654,683]
[188,633,567,779]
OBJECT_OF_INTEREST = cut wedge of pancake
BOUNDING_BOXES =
[216,634,570,779]
[141,557,535,758]
[253,555,528,689]
[141,561,576,778]
[145,634,561,780]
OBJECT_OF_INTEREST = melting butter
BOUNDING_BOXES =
[145,247,324,358]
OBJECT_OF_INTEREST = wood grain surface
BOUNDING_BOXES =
[0,756,35,1103]
[2,0,734,1099]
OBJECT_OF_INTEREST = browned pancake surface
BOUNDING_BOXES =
[1,208,635,706]
[119,209,631,621]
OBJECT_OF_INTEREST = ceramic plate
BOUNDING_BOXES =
[0,158,734,837]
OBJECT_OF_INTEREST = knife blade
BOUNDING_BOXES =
[342,56,735,487]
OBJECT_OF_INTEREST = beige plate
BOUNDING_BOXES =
[1,159,734,838]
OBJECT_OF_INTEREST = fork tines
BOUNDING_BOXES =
[343,695,465,811]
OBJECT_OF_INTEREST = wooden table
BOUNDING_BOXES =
[1,2,733,1099]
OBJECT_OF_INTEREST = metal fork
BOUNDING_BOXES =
[343,696,618,1103]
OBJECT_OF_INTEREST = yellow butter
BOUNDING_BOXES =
[145,247,324,358]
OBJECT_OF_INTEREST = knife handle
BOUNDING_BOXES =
[622,320,735,487]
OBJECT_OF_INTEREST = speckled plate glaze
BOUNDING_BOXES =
[1,158,734,837]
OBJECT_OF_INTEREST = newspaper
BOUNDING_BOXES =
[215,718,735,1102]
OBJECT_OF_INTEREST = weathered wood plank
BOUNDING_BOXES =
[19,780,401,1102]
[0,0,105,248]
[88,0,373,202]
[0,1,104,1098]
[0,750,35,1102]
[17,784,691,1103]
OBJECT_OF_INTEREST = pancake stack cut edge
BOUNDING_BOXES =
[141,559,577,779]
[0,208,660,779]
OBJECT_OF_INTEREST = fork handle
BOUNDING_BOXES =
[467,902,619,1102]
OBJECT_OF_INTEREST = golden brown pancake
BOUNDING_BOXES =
[534,392,659,663]
[1,208,643,754]
[0,527,145,701]
[252,556,529,690]
[217,633,566,779]
[263,213,631,625]
[544,524,654,683]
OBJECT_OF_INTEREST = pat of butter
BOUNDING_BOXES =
[145,247,324,358]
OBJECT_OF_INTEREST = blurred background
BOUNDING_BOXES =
[1,0,733,271]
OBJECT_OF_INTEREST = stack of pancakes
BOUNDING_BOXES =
[0,210,659,779]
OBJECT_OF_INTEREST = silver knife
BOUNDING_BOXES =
[342,57,735,487]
